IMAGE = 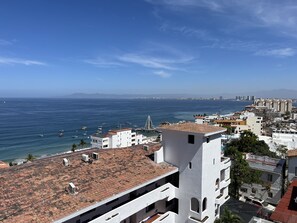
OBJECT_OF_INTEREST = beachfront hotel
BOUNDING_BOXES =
[90,128,147,149]
[0,123,230,223]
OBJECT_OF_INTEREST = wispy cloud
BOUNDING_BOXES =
[84,57,123,67]
[117,53,191,70]
[148,0,297,38]
[255,48,296,57]
[153,70,171,78]
[0,39,12,46]
[0,57,46,66]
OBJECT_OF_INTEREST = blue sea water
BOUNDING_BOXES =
[0,98,252,161]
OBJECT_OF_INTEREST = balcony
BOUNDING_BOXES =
[151,211,177,223]
[215,193,224,204]
[188,216,209,223]
[221,157,231,170]
[220,178,230,189]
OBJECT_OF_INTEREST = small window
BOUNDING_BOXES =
[267,174,273,182]
[202,198,207,211]
[191,198,199,213]
[146,203,155,213]
[188,135,195,144]
[268,192,273,198]
[189,162,192,169]
[213,158,215,164]
[252,188,257,194]
[206,137,210,143]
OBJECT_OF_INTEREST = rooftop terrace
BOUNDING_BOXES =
[0,144,176,222]
[159,122,225,135]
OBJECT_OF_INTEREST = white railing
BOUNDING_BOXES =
[151,211,177,223]
[89,183,177,223]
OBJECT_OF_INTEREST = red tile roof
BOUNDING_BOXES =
[0,144,176,222]
[270,180,297,223]
[288,149,297,157]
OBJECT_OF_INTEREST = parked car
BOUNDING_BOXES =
[239,196,276,212]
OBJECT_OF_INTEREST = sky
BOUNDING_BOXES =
[0,0,297,97]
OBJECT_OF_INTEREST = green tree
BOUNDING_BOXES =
[26,153,35,161]
[215,207,242,223]
[79,139,86,148]
[226,130,278,157]
[71,143,77,152]
[276,145,287,159]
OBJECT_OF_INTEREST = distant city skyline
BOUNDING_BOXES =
[1,0,297,97]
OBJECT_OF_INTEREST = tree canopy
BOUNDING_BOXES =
[226,130,278,158]
[214,207,242,223]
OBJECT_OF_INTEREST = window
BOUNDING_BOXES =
[191,198,199,213]
[267,174,273,182]
[188,135,195,144]
[146,203,155,213]
[206,137,210,143]
[202,198,207,211]
[240,187,247,193]
[213,158,215,164]
[268,192,273,198]
[189,162,192,169]
[252,188,257,194]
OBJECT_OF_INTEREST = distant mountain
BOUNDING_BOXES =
[65,89,297,100]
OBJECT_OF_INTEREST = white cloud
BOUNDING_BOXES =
[153,70,171,78]
[84,58,123,67]
[0,57,46,66]
[255,48,296,57]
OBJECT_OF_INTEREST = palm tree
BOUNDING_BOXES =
[215,208,242,223]
[26,153,35,162]
[71,143,77,152]
[79,139,86,148]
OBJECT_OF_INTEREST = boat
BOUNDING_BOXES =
[38,134,44,137]
[72,135,78,138]
[81,126,87,130]
[59,132,64,137]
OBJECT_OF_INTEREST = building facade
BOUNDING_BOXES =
[254,99,293,114]
[239,153,286,205]
[91,128,147,149]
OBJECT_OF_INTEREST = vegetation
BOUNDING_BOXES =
[224,131,274,198]
[26,153,36,161]
[225,130,278,158]
[71,143,77,152]
[79,139,86,148]
[214,207,242,223]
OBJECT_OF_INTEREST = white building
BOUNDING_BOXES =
[91,128,147,149]
[287,149,297,182]
[272,129,297,150]
[1,123,231,223]
[232,116,263,136]
[239,153,286,205]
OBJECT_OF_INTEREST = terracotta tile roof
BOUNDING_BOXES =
[288,149,297,157]
[0,144,176,223]
[270,180,297,223]
[0,161,9,169]
[159,122,226,135]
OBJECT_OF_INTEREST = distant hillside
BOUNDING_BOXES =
[64,89,297,100]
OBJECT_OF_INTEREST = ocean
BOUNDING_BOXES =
[0,98,252,161]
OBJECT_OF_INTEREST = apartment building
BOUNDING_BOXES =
[239,153,286,205]
[91,128,147,149]
[254,99,293,114]
[0,123,230,223]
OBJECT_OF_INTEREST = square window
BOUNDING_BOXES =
[188,135,195,144]
[268,192,273,198]
[267,174,273,182]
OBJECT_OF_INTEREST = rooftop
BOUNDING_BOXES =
[0,161,9,169]
[0,144,176,222]
[288,149,297,157]
[245,153,285,174]
[159,122,226,135]
[270,180,297,223]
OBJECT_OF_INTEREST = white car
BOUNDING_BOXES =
[239,196,276,212]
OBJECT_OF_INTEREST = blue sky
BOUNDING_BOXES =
[0,0,297,97]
